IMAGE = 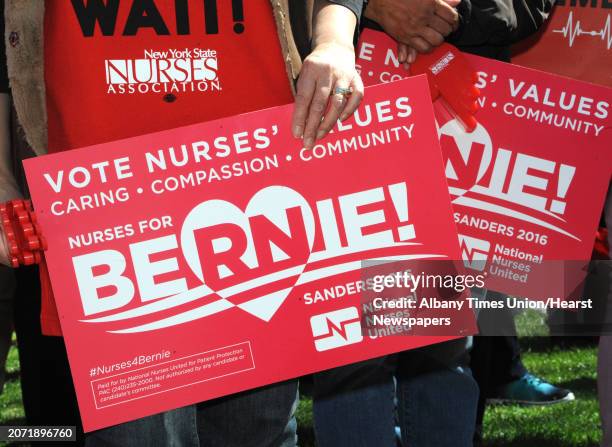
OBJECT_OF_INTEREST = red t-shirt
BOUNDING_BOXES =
[41,0,294,334]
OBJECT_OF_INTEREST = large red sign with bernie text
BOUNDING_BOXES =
[358,29,612,299]
[24,77,474,431]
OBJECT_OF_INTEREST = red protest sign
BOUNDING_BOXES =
[356,29,409,86]
[358,29,612,300]
[512,2,612,87]
[23,77,475,431]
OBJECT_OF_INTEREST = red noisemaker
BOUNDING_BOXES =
[1,199,47,267]
[409,43,481,132]
[1,200,60,335]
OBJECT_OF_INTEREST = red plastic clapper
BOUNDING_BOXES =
[0,200,47,267]
[409,43,480,132]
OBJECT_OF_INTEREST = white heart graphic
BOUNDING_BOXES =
[180,186,315,321]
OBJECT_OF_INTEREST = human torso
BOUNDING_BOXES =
[44,0,293,152]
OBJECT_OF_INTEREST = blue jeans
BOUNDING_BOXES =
[85,380,298,447]
[313,356,397,447]
[313,338,478,447]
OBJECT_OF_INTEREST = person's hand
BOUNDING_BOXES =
[365,0,461,53]
[291,42,364,149]
[291,2,364,150]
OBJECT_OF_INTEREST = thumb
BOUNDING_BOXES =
[443,0,461,7]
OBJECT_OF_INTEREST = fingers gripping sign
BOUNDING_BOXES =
[291,2,364,150]
[292,43,364,150]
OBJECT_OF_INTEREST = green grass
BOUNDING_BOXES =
[0,338,601,446]
[0,344,24,426]
[515,309,550,337]
[483,342,601,447]
[0,341,25,447]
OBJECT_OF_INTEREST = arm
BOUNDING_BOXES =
[449,0,555,48]
[0,93,20,266]
[291,0,364,150]
[0,2,19,266]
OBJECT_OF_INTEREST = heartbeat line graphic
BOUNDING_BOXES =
[552,11,612,49]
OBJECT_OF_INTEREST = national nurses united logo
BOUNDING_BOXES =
[458,234,490,272]
[105,47,221,95]
[310,307,363,352]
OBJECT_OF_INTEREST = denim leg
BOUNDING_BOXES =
[85,405,199,447]
[197,380,298,447]
[312,356,397,447]
[397,339,478,447]
[599,185,612,447]
[599,336,612,447]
